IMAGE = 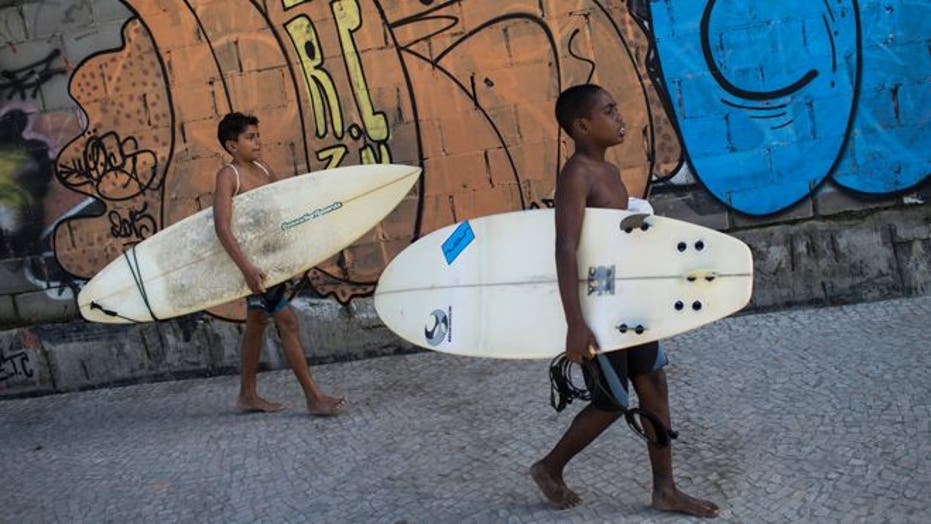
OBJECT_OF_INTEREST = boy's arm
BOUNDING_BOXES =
[554,168,599,362]
[213,167,267,294]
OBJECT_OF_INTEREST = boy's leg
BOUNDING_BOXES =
[271,305,345,415]
[237,309,285,412]
[532,404,621,509]
[631,368,719,517]
[533,351,629,509]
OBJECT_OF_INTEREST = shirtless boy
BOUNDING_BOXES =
[530,85,719,517]
[213,112,344,416]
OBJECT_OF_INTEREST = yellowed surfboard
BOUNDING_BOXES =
[79,164,420,323]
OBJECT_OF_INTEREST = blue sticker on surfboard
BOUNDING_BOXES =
[441,221,474,265]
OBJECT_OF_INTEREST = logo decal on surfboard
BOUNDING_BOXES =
[587,265,616,296]
[441,221,475,265]
[280,201,344,231]
[425,307,452,346]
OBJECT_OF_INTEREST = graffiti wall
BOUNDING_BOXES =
[639,0,929,214]
[0,0,927,327]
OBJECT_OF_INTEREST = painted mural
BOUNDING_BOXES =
[637,0,928,214]
[0,0,927,323]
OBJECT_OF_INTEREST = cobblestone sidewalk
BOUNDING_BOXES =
[2,297,930,523]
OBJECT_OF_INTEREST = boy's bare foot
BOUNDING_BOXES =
[307,395,345,416]
[530,461,582,509]
[653,487,719,518]
[236,395,286,413]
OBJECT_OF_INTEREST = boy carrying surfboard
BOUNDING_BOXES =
[213,112,345,416]
[529,85,719,517]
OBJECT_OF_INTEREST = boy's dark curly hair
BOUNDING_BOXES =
[554,84,604,136]
[217,112,259,153]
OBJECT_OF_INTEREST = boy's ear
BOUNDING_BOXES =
[224,139,236,153]
[572,117,589,136]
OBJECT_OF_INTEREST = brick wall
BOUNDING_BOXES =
[1,0,928,330]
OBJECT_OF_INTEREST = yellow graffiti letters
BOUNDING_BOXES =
[316,145,348,169]
[285,15,344,139]
[332,0,389,144]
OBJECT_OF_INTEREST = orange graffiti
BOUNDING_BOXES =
[54,18,172,278]
[53,0,682,319]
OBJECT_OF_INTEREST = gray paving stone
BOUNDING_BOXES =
[0,296,929,522]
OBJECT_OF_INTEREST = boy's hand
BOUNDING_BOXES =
[242,263,267,294]
[566,322,599,363]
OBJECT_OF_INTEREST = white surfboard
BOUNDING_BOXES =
[374,208,753,359]
[79,164,421,323]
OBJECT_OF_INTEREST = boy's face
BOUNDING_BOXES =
[226,124,262,161]
[575,90,626,147]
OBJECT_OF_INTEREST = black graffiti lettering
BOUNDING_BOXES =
[0,351,34,382]
[529,198,555,209]
[108,201,157,240]
[0,49,67,100]
[700,0,818,101]
[57,131,161,201]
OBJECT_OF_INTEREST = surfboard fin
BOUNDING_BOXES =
[619,213,651,233]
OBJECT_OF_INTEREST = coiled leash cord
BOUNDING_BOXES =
[90,245,159,323]
[549,353,678,448]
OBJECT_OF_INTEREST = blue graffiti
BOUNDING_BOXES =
[831,0,930,194]
[643,0,928,215]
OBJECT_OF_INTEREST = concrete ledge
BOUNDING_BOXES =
[0,258,36,295]
[293,297,415,362]
[731,204,930,310]
[893,238,931,296]
[13,289,78,326]
[651,189,731,230]
[0,298,415,399]
[0,327,53,397]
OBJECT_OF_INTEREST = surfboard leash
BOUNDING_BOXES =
[549,354,590,411]
[548,353,678,448]
[89,244,159,323]
[285,274,310,302]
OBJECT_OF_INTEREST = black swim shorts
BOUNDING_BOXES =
[245,282,290,315]
[582,341,668,412]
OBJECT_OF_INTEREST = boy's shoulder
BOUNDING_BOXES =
[555,158,594,201]
[216,162,234,177]
[214,163,237,190]
[558,155,609,185]
[559,155,588,178]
